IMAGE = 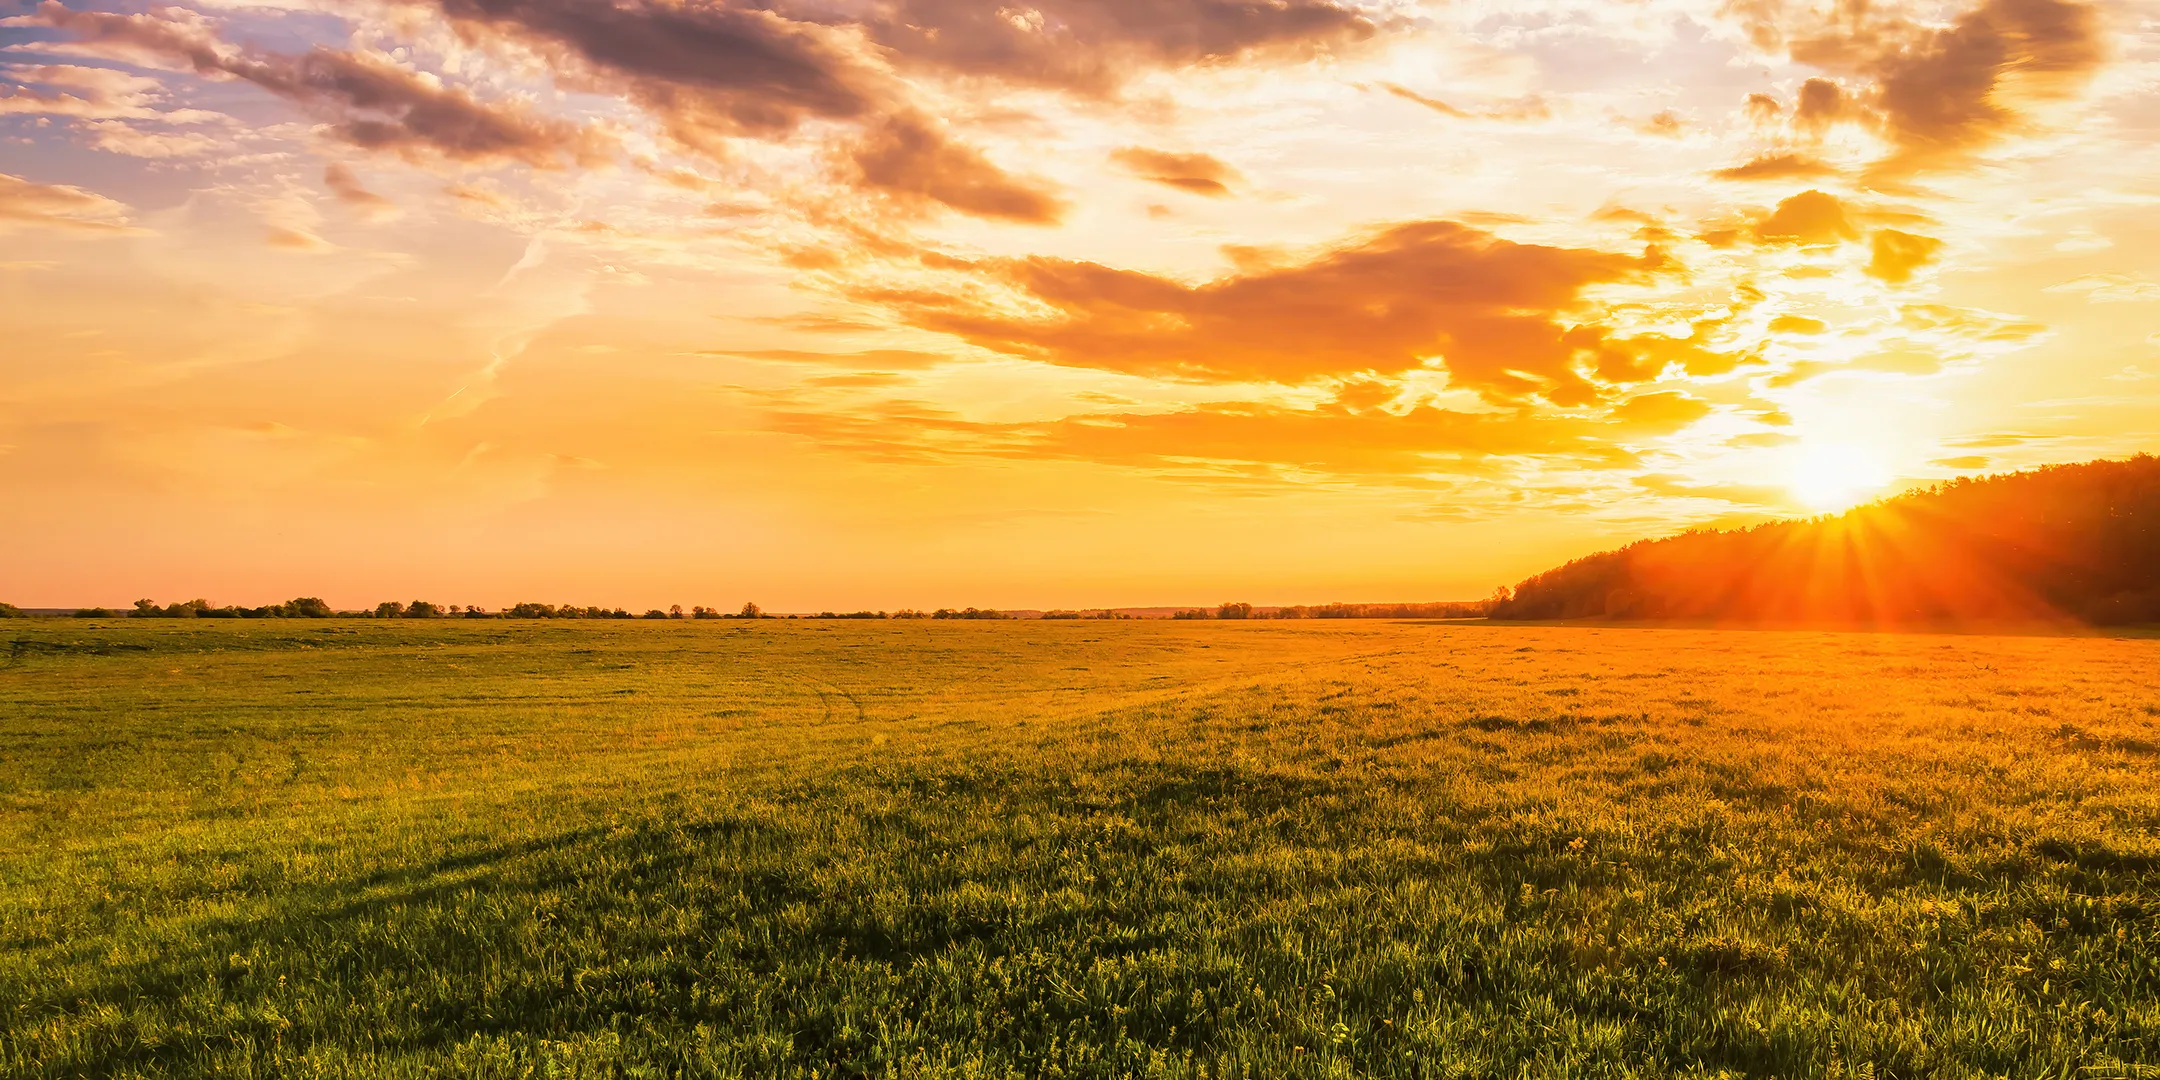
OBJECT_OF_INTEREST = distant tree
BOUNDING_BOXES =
[132,599,161,618]
[669,605,684,619]
[406,601,443,619]
[1218,602,1253,620]
[376,601,407,619]
[891,609,928,619]
[1171,609,1210,620]
[284,597,333,618]
[691,606,719,619]
[73,607,116,618]
[738,601,763,619]
[0,602,22,618]
[507,602,555,618]
[642,609,669,620]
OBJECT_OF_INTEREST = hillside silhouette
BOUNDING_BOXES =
[1492,455,2160,626]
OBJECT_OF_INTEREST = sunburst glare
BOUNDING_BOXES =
[1786,441,1893,512]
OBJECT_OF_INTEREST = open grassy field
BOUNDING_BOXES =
[4,619,2160,1078]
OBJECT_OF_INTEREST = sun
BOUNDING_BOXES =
[1785,441,1893,512]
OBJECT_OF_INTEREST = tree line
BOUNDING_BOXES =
[1171,601,1493,620]
[10,599,1029,620]
[1491,454,2160,626]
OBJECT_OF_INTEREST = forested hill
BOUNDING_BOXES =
[1492,455,2160,626]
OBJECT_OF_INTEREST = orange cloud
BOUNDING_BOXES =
[1110,148,1241,197]
[1865,229,1944,283]
[1712,153,1838,182]
[1381,82,1551,122]
[762,389,1714,483]
[0,172,133,232]
[1754,190,1857,246]
[851,115,1065,224]
[873,220,1715,404]
[323,164,392,214]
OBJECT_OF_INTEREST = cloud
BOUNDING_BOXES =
[82,119,222,157]
[1866,0,2101,171]
[323,163,397,219]
[1864,229,1944,283]
[1381,82,1550,122]
[836,0,1383,95]
[1931,455,1991,469]
[873,219,1712,403]
[1609,391,1712,429]
[2043,273,2160,303]
[266,225,333,251]
[850,114,1065,224]
[25,2,608,167]
[700,347,950,368]
[0,61,218,122]
[1753,189,1857,246]
[1792,77,1855,137]
[0,172,135,232]
[761,389,1714,483]
[1767,314,1826,334]
[1711,152,1838,181]
[1756,0,2105,174]
[1636,110,1685,137]
[1110,147,1241,197]
[1767,348,1947,387]
[1632,473,1790,507]
[426,0,874,146]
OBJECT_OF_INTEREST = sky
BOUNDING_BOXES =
[2,0,2157,612]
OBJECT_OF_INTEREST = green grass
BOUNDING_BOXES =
[4,619,2160,1077]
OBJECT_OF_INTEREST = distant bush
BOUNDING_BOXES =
[129,597,339,619]
[1171,609,1210,620]
[73,608,117,618]
[642,609,670,620]
[931,608,1006,620]
[1041,610,1082,619]
[0,603,22,618]
[406,601,444,619]
[1217,602,1253,620]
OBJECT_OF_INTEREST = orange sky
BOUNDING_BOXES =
[2,0,2157,611]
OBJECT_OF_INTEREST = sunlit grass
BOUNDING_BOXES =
[3,619,2158,1076]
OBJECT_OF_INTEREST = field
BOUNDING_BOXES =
[4,619,2160,1078]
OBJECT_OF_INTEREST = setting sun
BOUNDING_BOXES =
[1786,442,1895,512]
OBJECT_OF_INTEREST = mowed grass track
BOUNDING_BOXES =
[4,621,2160,1078]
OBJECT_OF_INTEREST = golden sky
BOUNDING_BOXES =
[2,0,2157,610]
